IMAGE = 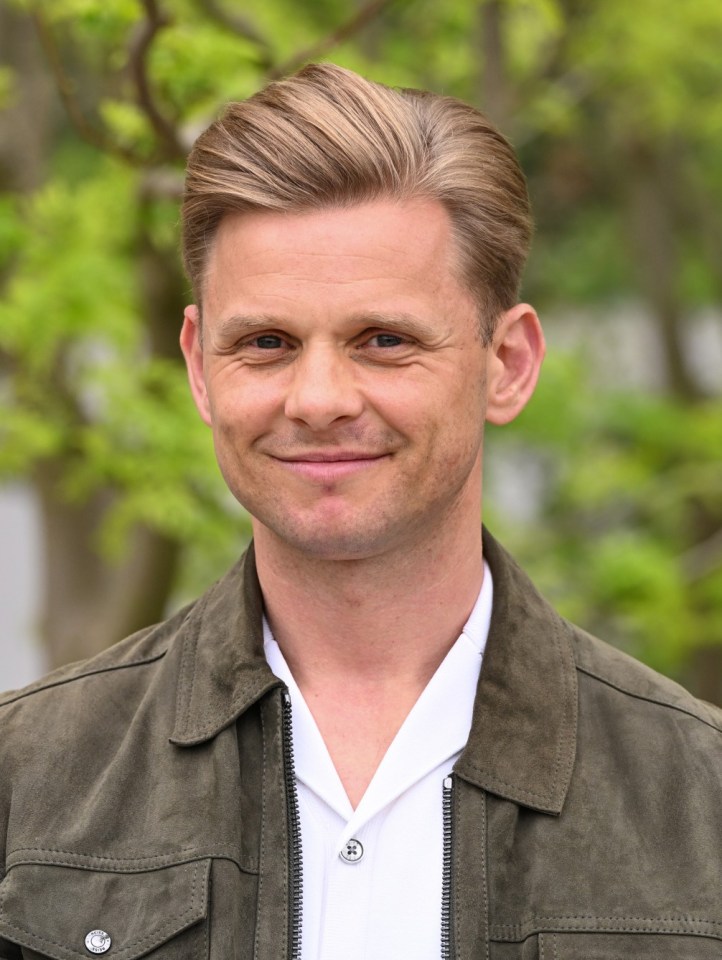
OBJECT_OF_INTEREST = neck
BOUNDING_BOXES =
[254,514,484,692]
[253,506,485,808]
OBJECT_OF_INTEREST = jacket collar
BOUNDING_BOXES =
[453,531,578,814]
[170,542,281,746]
[170,531,577,815]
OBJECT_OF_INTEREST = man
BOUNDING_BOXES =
[1,63,720,960]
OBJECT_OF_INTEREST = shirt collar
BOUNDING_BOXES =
[170,531,577,815]
[262,562,493,822]
[461,558,493,655]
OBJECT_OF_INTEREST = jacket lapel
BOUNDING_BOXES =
[171,543,281,746]
[454,531,578,815]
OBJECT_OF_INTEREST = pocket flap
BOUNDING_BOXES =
[541,931,721,959]
[0,860,210,960]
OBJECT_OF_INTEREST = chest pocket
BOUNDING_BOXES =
[539,931,721,959]
[0,860,210,960]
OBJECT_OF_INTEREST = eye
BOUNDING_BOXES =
[253,334,285,349]
[368,333,406,348]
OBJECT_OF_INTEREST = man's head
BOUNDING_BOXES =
[180,65,544,563]
[182,62,532,344]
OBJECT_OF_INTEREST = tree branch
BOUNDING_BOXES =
[194,0,274,70]
[680,527,722,582]
[128,0,185,160]
[267,0,400,81]
[30,10,147,165]
[138,168,185,203]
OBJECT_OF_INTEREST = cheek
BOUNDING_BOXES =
[383,386,484,464]
[426,378,487,461]
[401,369,485,430]
[208,375,280,432]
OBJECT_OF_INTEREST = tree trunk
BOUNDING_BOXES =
[34,201,189,669]
[36,462,181,669]
[477,0,510,128]
[625,141,701,400]
[688,646,722,708]
[0,5,57,192]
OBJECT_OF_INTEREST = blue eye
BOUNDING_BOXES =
[255,335,283,349]
[373,334,404,348]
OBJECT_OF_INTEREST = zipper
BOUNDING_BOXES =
[441,774,454,960]
[281,689,304,960]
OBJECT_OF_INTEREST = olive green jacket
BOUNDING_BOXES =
[1,533,721,960]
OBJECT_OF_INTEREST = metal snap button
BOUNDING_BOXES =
[85,930,112,954]
[339,838,364,863]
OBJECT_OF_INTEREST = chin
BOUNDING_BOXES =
[255,499,442,563]
[252,513,398,562]
[278,529,383,561]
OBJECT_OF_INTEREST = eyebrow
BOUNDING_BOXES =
[214,311,440,341]
[215,314,285,339]
[349,311,440,340]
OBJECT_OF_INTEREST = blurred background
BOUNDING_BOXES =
[1,0,721,698]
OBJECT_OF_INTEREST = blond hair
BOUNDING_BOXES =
[182,63,532,342]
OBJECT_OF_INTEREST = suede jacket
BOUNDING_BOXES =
[1,532,722,960]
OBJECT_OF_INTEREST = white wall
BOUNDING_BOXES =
[0,484,46,692]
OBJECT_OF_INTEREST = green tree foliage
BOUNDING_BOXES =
[486,351,722,691]
[1,0,721,690]
[0,161,225,550]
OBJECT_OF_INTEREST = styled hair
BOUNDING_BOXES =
[182,63,532,342]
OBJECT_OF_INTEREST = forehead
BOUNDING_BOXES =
[201,198,468,313]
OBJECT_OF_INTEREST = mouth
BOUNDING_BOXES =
[271,451,389,482]
[276,451,385,462]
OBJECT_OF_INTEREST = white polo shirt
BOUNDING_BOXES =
[263,563,492,960]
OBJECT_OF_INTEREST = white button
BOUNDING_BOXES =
[339,838,364,863]
[85,930,112,954]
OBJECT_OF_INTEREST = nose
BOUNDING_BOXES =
[284,344,364,430]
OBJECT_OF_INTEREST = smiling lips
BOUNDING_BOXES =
[273,451,389,483]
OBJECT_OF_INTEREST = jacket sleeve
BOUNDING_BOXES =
[0,698,23,959]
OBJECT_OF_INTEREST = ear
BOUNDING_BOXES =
[485,303,545,426]
[180,304,212,426]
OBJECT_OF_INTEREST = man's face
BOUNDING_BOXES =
[182,198,493,561]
